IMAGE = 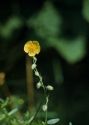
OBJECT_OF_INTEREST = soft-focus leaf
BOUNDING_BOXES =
[69,122,72,125]
[48,36,86,63]
[28,2,62,38]
[82,0,89,22]
[27,1,86,63]
[0,16,23,39]
[47,118,60,124]
[8,108,18,116]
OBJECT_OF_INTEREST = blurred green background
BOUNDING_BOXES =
[0,0,89,125]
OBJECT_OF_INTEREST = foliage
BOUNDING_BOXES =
[0,0,89,125]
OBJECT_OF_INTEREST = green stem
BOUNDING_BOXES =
[29,100,43,125]
[32,57,48,124]
[45,109,47,125]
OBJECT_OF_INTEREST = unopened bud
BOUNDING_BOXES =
[31,64,36,70]
[46,85,54,91]
[35,71,39,76]
[42,104,47,112]
[36,82,41,89]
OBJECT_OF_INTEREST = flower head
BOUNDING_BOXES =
[24,41,40,57]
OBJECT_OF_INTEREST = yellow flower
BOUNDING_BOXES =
[24,41,40,57]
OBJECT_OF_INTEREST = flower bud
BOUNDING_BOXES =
[36,82,41,89]
[31,64,36,70]
[42,104,47,112]
[46,85,54,91]
[35,71,39,76]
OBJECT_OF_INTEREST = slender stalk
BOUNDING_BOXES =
[45,110,47,125]
[26,56,35,112]
[30,100,43,125]
[32,57,49,124]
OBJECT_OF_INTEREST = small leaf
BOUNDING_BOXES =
[1,97,9,108]
[69,122,72,125]
[26,116,34,124]
[0,114,5,121]
[8,108,18,116]
[47,118,60,124]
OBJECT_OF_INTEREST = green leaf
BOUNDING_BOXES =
[82,0,89,22]
[69,122,72,125]
[0,16,22,39]
[28,2,62,38]
[0,114,5,121]
[8,108,18,116]
[1,98,9,108]
[47,118,60,124]
[48,36,86,63]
